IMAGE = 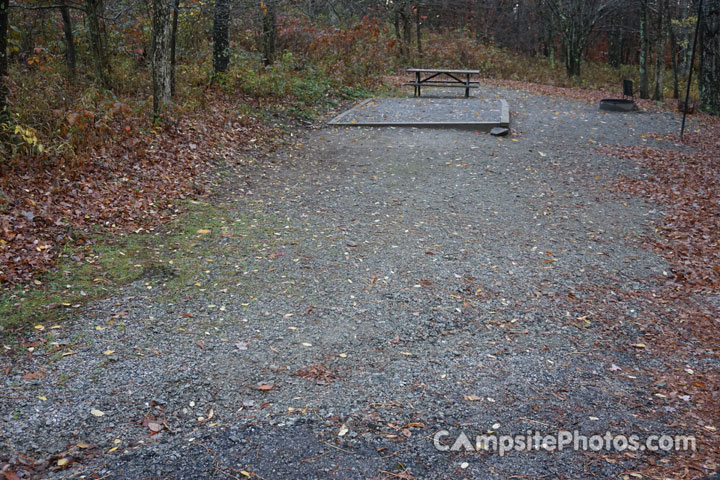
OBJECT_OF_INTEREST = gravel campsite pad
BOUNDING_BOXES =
[329,95,508,128]
[3,87,717,479]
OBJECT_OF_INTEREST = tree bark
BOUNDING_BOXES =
[639,0,650,98]
[565,41,582,77]
[401,5,410,60]
[170,0,179,95]
[0,0,8,116]
[652,0,667,101]
[60,2,76,77]
[608,13,623,68]
[393,9,405,57]
[699,0,720,114]
[213,0,230,73]
[151,0,173,120]
[668,2,679,98]
[262,0,277,66]
[416,5,422,59]
[85,0,110,88]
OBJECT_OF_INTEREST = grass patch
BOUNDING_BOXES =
[0,199,282,339]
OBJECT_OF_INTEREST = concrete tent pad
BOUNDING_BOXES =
[329,96,510,131]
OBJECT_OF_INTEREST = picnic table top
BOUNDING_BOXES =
[407,68,481,74]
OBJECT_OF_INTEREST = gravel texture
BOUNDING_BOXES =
[329,96,505,124]
[2,87,712,480]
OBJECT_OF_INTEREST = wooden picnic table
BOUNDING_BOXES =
[406,68,481,98]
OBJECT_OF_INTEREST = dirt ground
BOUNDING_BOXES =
[2,87,718,479]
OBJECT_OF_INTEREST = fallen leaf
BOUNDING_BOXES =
[90,409,105,417]
[148,422,163,433]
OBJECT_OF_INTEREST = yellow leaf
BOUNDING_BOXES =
[240,471,252,478]
[38,396,47,401]
[196,229,211,234]
[631,343,646,349]
[339,353,347,358]
[103,350,115,355]
[57,458,69,467]
[34,324,45,330]
[90,409,105,417]
[107,446,118,453]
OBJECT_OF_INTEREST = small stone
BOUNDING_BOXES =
[490,127,509,136]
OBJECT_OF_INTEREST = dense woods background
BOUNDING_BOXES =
[0,0,719,285]
[1,0,719,158]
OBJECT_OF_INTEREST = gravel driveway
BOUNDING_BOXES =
[3,87,714,479]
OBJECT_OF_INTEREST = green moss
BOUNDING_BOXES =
[0,200,283,338]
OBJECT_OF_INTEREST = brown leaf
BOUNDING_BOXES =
[148,422,163,433]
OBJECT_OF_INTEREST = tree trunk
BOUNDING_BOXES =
[639,0,650,98]
[402,7,411,60]
[565,29,583,77]
[85,0,110,88]
[416,5,422,59]
[565,49,582,76]
[668,2,679,98]
[170,0,179,95]
[262,0,277,66]
[699,0,720,114]
[609,16,623,68]
[393,9,406,57]
[151,0,173,120]
[213,0,230,73]
[0,0,8,116]
[653,0,667,101]
[60,2,76,77]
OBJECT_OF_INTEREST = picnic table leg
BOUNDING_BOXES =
[416,71,421,97]
[465,73,470,98]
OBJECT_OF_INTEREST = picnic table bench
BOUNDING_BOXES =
[405,68,481,98]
